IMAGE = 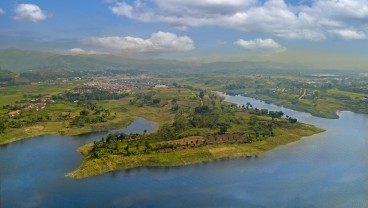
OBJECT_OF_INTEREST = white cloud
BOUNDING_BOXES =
[0,8,5,15]
[235,38,286,53]
[68,48,104,55]
[330,29,367,40]
[83,31,194,54]
[13,4,47,22]
[109,0,368,40]
[110,2,133,17]
[110,1,154,22]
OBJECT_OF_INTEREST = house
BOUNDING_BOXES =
[7,110,21,117]
[37,96,53,103]
[23,105,33,111]
[35,103,46,110]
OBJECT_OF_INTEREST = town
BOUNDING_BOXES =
[82,75,165,93]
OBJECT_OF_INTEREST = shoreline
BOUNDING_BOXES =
[233,92,340,119]
[68,123,325,179]
[216,91,339,119]
[0,117,136,145]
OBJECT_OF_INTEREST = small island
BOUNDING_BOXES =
[68,87,324,178]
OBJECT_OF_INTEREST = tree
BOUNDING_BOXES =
[144,141,151,153]
[245,102,253,110]
[173,117,190,131]
[260,109,268,116]
[268,111,284,120]
[289,117,298,124]
[152,98,161,105]
[219,125,227,134]
[199,91,205,99]
[0,122,6,134]
[276,111,284,118]
[246,102,251,109]
[80,109,89,116]
[268,111,276,120]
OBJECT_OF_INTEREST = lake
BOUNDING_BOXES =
[1,95,368,208]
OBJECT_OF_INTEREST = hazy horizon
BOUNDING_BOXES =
[1,47,368,71]
[2,0,368,71]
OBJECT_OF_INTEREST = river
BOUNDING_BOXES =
[1,95,368,207]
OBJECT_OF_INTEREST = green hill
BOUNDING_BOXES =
[0,48,191,73]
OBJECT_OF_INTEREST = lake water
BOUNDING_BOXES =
[1,96,368,207]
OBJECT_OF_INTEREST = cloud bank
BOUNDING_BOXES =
[235,38,286,54]
[13,4,47,22]
[83,31,194,54]
[109,0,368,40]
[0,8,5,15]
[68,48,104,55]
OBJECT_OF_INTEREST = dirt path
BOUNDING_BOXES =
[298,89,306,100]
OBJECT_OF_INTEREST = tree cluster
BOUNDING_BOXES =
[129,92,161,107]
[53,90,128,102]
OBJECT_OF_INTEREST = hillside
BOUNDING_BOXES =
[0,48,190,73]
[0,48,339,74]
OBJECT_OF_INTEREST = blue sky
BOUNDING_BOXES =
[1,0,368,59]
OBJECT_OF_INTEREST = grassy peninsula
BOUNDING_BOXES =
[0,69,324,179]
[68,125,322,178]
[68,86,323,178]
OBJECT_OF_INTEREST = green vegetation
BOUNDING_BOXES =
[0,81,150,144]
[173,72,368,119]
[3,49,368,180]
[68,123,322,178]
[68,88,324,178]
[0,78,207,144]
[2,67,349,179]
[2,48,368,119]
[53,90,129,102]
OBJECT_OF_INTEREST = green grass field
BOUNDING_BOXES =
[0,84,201,144]
[177,73,368,119]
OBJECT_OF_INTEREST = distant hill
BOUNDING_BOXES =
[0,48,294,73]
[0,48,128,72]
[0,69,16,81]
[0,48,197,73]
[1,48,361,75]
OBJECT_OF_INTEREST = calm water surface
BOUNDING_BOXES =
[1,96,368,208]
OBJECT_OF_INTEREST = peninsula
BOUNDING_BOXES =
[67,85,323,178]
[0,70,324,179]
